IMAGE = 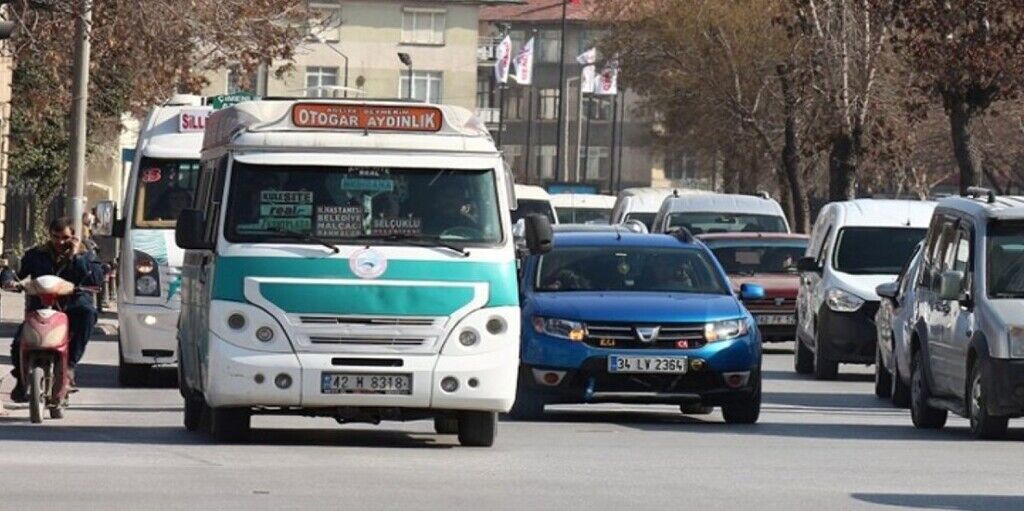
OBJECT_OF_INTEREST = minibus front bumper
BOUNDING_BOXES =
[203,333,518,413]
[118,302,180,364]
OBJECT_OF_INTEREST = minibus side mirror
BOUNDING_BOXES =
[93,200,123,238]
[938,271,965,302]
[796,257,821,273]
[176,209,212,250]
[524,214,553,255]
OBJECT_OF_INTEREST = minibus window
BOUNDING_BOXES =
[224,163,503,245]
[133,157,201,228]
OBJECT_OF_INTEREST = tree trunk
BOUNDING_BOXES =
[777,64,809,232]
[947,93,981,194]
[739,149,759,194]
[722,154,739,193]
[828,129,859,201]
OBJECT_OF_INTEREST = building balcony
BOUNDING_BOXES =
[477,36,499,63]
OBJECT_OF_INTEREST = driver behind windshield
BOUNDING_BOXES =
[423,185,480,236]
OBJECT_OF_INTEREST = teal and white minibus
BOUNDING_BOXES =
[174,99,551,446]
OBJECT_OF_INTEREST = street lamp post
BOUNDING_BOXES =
[315,36,349,98]
[398,53,413,100]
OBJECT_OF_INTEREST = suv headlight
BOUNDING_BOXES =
[826,288,864,313]
[704,319,749,343]
[532,316,585,341]
[133,250,160,297]
[1009,327,1024,358]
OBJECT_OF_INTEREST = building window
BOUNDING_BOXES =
[665,153,698,180]
[402,8,446,45]
[538,89,559,120]
[400,71,443,104]
[506,88,528,120]
[537,145,557,179]
[584,97,613,121]
[538,30,561,63]
[477,74,495,109]
[305,66,339,97]
[226,65,257,95]
[504,145,524,176]
[579,146,610,180]
[309,1,342,42]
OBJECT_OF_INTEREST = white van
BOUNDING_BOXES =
[173,99,550,446]
[610,187,704,230]
[794,199,935,379]
[105,95,211,385]
[512,184,558,224]
[551,193,616,224]
[651,192,790,234]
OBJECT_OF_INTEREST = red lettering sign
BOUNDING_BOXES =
[178,109,211,133]
[291,103,443,133]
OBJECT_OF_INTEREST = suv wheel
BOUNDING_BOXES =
[794,337,814,374]
[891,352,911,408]
[910,349,947,429]
[721,371,761,424]
[874,343,892,398]
[813,326,838,380]
[968,359,1009,440]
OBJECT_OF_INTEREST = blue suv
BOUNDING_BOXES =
[511,228,765,423]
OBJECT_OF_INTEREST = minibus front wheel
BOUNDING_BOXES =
[210,407,251,442]
[457,411,496,447]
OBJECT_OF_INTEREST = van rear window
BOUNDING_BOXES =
[667,212,787,234]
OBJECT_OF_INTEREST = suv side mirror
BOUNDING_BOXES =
[740,283,765,300]
[797,257,821,273]
[938,270,965,301]
[524,214,553,255]
[93,200,124,238]
[175,209,212,250]
[876,281,899,304]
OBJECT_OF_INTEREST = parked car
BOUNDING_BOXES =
[795,199,935,379]
[512,228,765,423]
[907,189,1024,439]
[551,193,617,224]
[700,233,808,342]
[874,242,923,407]
[513,185,559,225]
[651,192,790,234]
[610,187,704,231]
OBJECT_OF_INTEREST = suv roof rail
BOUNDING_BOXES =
[965,186,996,204]
[754,191,771,200]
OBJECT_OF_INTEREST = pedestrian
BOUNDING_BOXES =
[4,216,104,401]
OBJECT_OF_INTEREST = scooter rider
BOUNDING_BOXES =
[5,217,104,402]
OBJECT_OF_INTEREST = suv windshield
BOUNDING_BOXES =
[988,221,1024,298]
[668,212,787,234]
[536,246,728,294]
[224,163,502,244]
[133,157,201,228]
[706,239,808,275]
[834,227,927,275]
[512,199,556,224]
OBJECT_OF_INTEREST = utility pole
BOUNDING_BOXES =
[68,0,92,237]
[554,0,568,182]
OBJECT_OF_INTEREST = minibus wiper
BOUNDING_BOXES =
[356,234,469,257]
[270,228,340,254]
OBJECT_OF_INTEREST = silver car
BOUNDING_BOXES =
[874,243,923,407]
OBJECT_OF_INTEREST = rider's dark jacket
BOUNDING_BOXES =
[16,243,104,311]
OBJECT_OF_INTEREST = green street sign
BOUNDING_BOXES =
[210,92,259,109]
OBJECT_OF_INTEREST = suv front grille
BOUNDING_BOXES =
[583,322,706,350]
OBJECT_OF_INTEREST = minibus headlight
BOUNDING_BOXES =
[458,329,480,347]
[133,250,160,297]
[826,288,865,313]
[255,326,275,343]
[704,319,749,343]
[135,275,159,296]
[1009,327,1024,359]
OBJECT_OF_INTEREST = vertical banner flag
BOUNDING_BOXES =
[580,65,597,94]
[576,47,597,66]
[495,35,513,84]
[512,37,535,85]
[595,61,619,95]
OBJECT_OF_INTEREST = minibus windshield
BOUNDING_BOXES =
[224,163,502,245]
[133,158,201,228]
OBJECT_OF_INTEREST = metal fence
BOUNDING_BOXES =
[3,182,65,259]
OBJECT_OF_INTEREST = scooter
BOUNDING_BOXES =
[12,275,78,423]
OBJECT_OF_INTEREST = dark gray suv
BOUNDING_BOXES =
[909,189,1024,439]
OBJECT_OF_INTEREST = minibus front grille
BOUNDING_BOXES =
[308,336,429,347]
[299,315,438,327]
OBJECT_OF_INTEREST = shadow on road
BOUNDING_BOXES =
[0,422,452,449]
[851,493,1024,511]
